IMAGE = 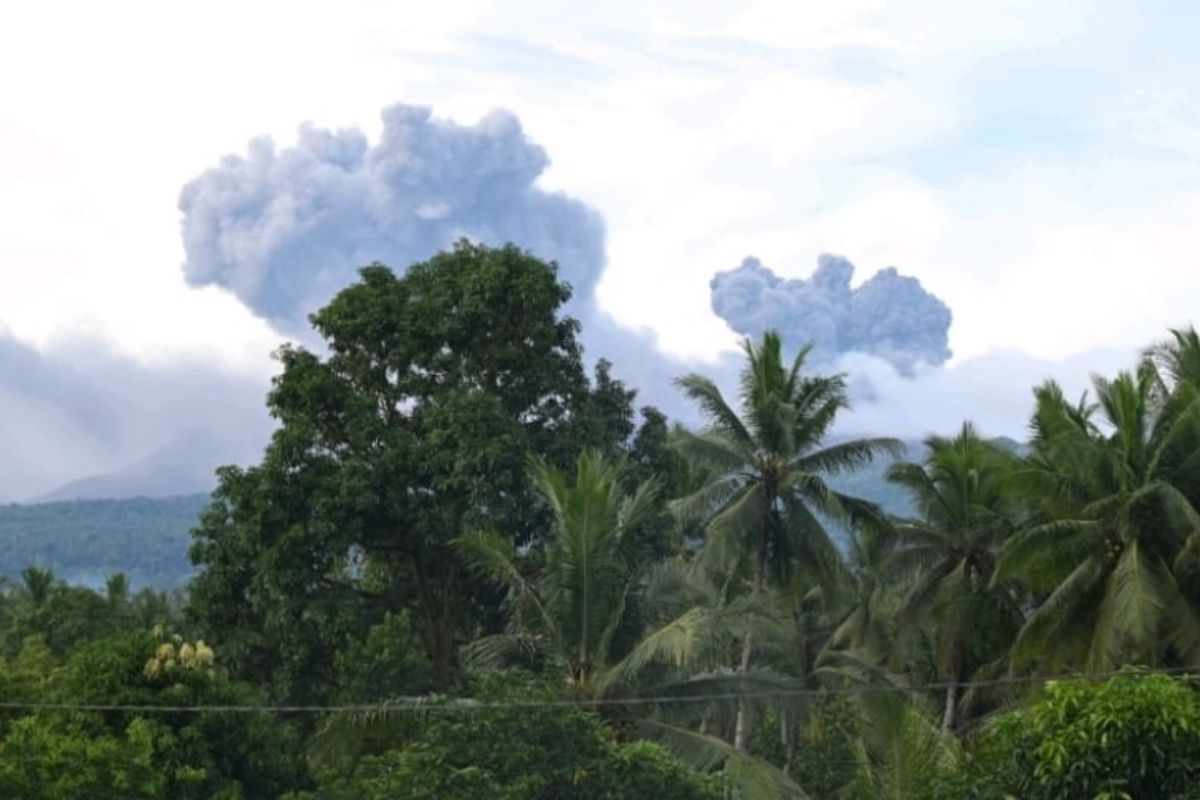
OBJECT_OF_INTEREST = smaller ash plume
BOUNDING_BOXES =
[710,254,952,375]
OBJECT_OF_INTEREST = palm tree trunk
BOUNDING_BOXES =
[781,711,795,776]
[734,530,769,751]
[733,635,753,750]
[941,676,958,734]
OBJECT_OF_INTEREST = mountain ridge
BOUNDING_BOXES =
[3,436,1028,589]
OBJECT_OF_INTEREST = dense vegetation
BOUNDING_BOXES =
[0,457,917,595]
[6,242,1200,797]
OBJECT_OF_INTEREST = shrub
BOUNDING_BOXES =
[924,673,1200,800]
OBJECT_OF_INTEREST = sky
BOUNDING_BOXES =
[1,0,1199,499]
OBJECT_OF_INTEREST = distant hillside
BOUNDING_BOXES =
[37,427,264,503]
[0,494,209,589]
[2,474,911,592]
[827,458,916,519]
[825,434,1028,523]
[0,437,1023,590]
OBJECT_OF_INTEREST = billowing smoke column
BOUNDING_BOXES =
[179,104,605,334]
[710,254,952,374]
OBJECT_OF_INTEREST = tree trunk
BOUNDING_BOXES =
[781,710,795,776]
[941,676,958,734]
[733,531,769,751]
[411,544,457,691]
[733,633,753,750]
[430,628,453,692]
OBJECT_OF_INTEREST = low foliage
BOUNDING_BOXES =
[924,674,1200,800]
[296,673,721,800]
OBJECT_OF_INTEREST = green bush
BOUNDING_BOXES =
[332,611,432,703]
[0,716,164,799]
[296,671,720,800]
[0,628,308,799]
[924,673,1200,800]
[751,695,860,797]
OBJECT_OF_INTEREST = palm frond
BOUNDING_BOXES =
[699,482,766,574]
[793,437,905,476]
[1009,555,1107,668]
[849,694,959,800]
[618,476,663,536]
[887,462,956,522]
[780,494,848,591]
[601,606,713,691]
[456,529,523,589]
[459,632,546,674]
[815,649,908,688]
[791,373,850,448]
[671,474,748,527]
[672,427,754,472]
[649,669,806,720]
[675,373,756,454]
[1147,325,1200,388]
[456,530,561,649]
[994,519,1103,592]
[602,588,786,692]
[640,719,811,799]
[308,695,476,766]
[1090,539,1165,670]
[640,558,720,618]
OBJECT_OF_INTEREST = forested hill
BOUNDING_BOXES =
[0,494,208,589]
[0,468,915,591]
[0,437,1024,590]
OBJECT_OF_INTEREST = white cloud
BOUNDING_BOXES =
[0,0,1140,370]
[835,344,1137,441]
[0,326,272,501]
[2,0,1199,496]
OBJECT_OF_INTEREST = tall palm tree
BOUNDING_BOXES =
[458,450,659,696]
[884,423,1021,731]
[996,370,1200,672]
[673,331,901,749]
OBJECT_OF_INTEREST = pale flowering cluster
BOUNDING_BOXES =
[144,629,216,679]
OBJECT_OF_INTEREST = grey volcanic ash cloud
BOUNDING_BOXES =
[710,254,952,374]
[176,102,698,413]
[179,104,605,334]
[177,101,957,431]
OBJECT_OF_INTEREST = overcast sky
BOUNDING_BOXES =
[1,0,1198,498]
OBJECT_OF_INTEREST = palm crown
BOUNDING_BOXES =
[997,368,1200,671]
[673,331,902,594]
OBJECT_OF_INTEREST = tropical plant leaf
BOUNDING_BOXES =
[639,719,811,800]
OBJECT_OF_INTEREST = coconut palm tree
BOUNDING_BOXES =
[458,450,659,696]
[673,330,901,749]
[996,370,1200,672]
[884,423,1022,731]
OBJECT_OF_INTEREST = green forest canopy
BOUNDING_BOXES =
[5,242,1200,799]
